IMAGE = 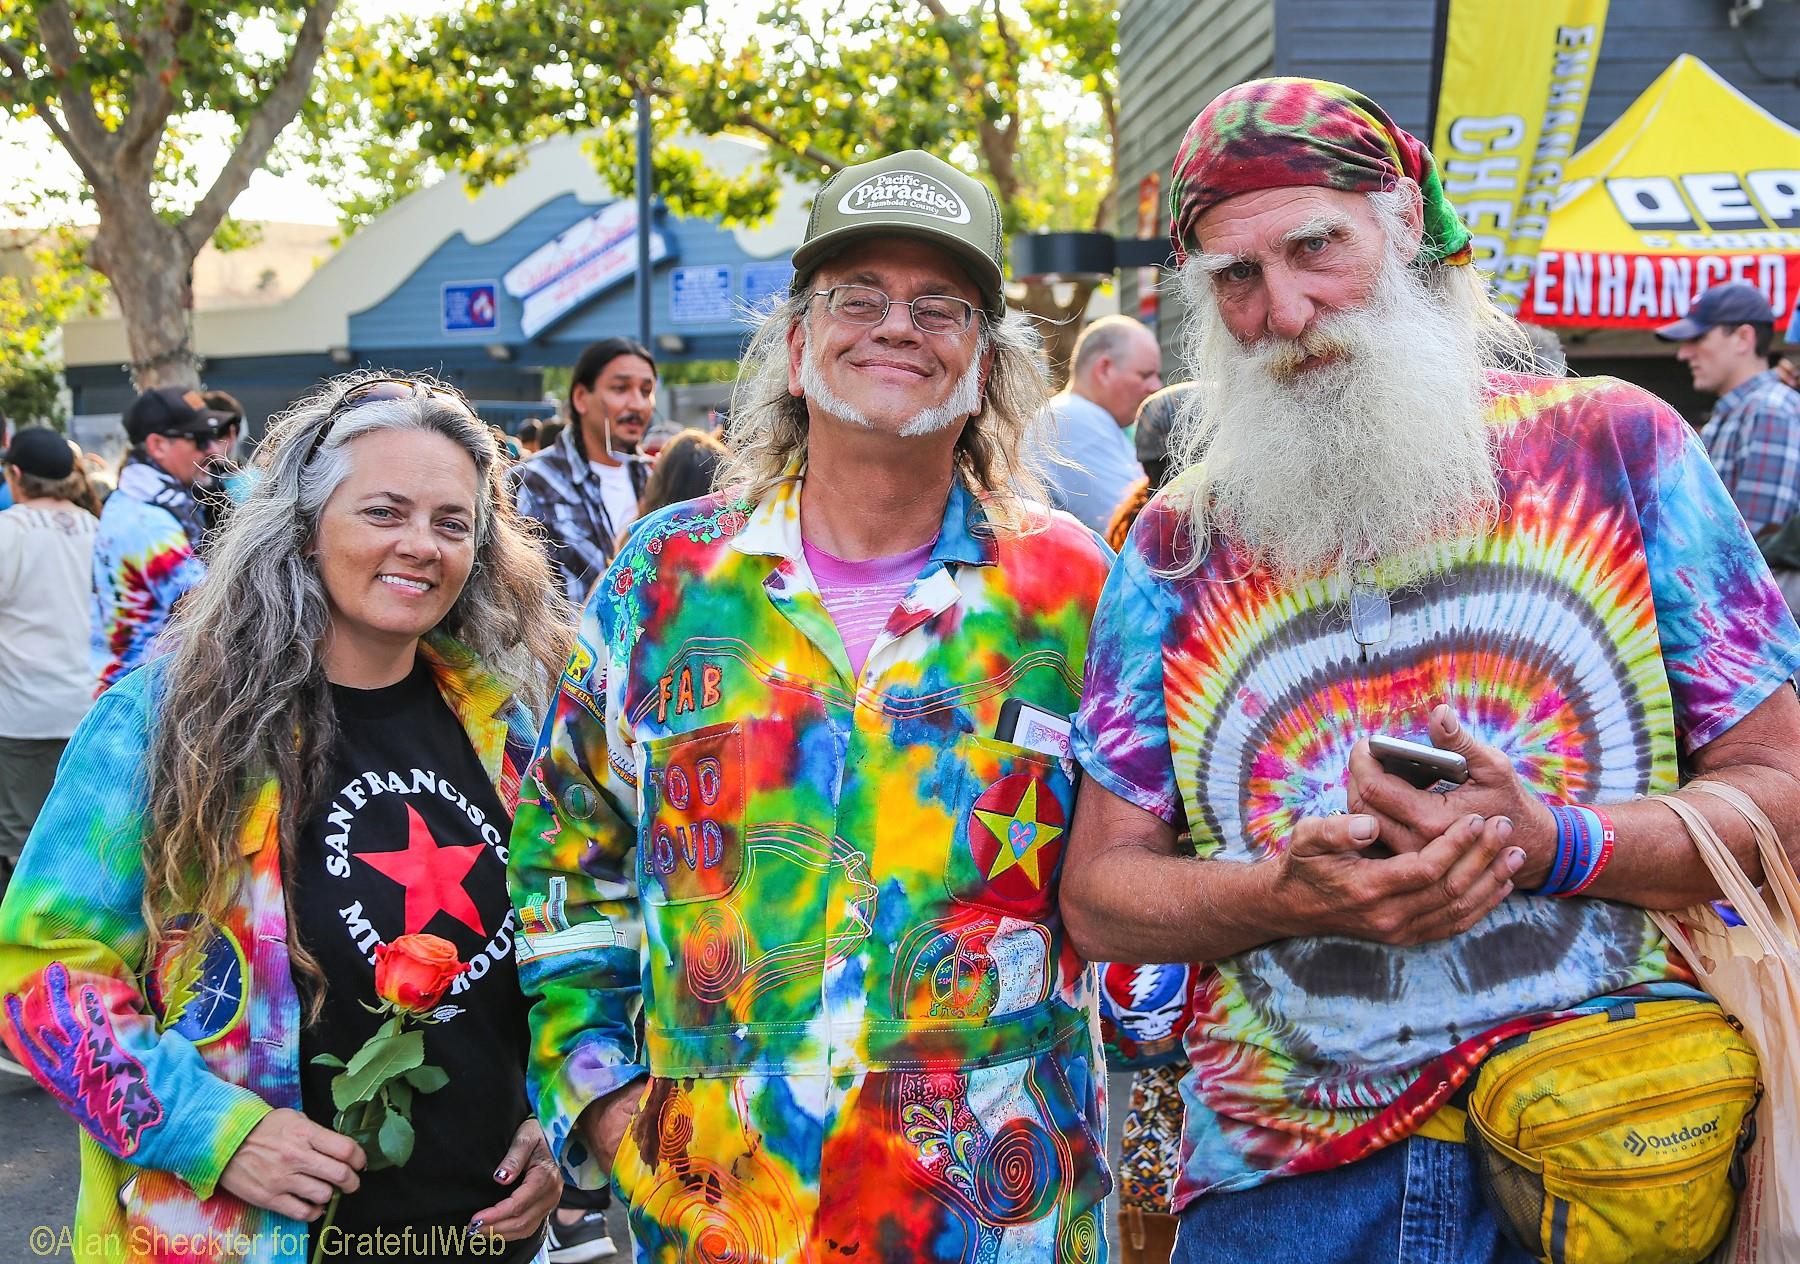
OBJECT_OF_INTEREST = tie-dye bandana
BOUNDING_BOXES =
[1168,77,1472,268]
[1072,372,1800,1206]
[509,476,1117,1261]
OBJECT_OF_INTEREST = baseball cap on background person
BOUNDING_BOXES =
[1653,282,1777,341]
[3,426,77,482]
[123,387,234,445]
[789,150,1008,316]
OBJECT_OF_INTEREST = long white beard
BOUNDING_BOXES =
[1169,251,1500,584]
[799,335,984,437]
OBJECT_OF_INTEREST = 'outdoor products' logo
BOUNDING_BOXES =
[1623,1116,1720,1158]
[839,171,971,224]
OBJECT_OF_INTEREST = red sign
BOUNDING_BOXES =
[1523,249,1797,329]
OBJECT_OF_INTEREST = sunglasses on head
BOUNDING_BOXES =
[303,377,475,465]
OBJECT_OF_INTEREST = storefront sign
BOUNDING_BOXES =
[504,202,673,338]
[441,281,499,333]
[1519,56,1800,330]
[670,265,735,324]
[1530,250,1794,328]
[1430,0,1609,311]
[742,261,796,315]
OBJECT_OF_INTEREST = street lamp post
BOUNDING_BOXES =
[635,88,653,350]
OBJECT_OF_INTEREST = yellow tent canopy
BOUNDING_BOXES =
[1522,54,1800,331]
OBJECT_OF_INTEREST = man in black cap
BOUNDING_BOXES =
[0,428,98,923]
[92,387,233,689]
[1656,281,1800,538]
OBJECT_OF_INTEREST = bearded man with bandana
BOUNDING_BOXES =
[1061,79,1800,1262]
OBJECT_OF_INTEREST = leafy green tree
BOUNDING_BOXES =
[0,224,107,426]
[312,0,1117,377]
[0,1,340,388]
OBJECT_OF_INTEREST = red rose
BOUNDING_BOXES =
[613,567,635,594]
[717,510,749,536]
[373,934,466,1015]
[645,535,664,556]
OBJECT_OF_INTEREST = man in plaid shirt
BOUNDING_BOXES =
[1658,281,1800,538]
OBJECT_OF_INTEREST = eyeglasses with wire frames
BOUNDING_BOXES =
[303,378,476,465]
[811,284,981,335]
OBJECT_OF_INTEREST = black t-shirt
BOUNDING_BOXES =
[295,660,536,1262]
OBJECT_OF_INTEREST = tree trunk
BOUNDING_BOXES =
[90,215,199,389]
[1014,279,1098,390]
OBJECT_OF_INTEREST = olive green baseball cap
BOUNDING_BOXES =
[790,150,1007,315]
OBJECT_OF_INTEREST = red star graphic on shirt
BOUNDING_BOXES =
[355,803,487,937]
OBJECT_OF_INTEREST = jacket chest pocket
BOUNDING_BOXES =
[638,721,747,906]
[943,735,1074,922]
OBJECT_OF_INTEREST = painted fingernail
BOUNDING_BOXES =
[494,1167,509,1182]
[1504,847,1526,873]
[1349,815,1377,840]
[470,1218,484,1231]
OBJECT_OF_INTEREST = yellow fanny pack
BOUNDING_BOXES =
[1463,998,1760,1264]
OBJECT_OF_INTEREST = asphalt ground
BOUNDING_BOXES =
[0,1070,1133,1261]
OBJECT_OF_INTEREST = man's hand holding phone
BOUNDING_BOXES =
[1273,808,1524,947]
[1348,704,1557,887]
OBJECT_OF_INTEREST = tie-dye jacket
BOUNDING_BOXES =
[1072,372,1800,1206]
[0,639,539,1263]
[91,467,208,691]
[508,475,1115,1263]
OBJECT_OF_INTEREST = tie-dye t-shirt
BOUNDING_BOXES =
[1072,372,1800,1205]
[91,488,207,690]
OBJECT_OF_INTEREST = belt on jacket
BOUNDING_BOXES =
[645,999,1089,1077]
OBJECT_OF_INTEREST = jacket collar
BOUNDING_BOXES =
[730,463,998,568]
[1715,368,1779,418]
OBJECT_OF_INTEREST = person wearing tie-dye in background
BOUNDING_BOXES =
[90,387,233,692]
[508,150,1115,1263]
[1060,79,1800,1263]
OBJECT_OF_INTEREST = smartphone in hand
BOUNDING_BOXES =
[1367,734,1470,792]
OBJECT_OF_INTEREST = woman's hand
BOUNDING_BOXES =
[468,1117,563,1242]
[219,1108,365,1222]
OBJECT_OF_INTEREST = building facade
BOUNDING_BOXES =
[61,133,812,440]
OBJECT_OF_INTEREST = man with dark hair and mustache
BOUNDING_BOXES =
[515,337,657,602]
[1061,78,1800,1261]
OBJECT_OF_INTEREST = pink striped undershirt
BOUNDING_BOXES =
[802,535,938,678]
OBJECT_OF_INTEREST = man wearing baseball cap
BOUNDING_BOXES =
[91,387,233,689]
[1656,281,1800,537]
[0,428,99,925]
[509,149,1115,1259]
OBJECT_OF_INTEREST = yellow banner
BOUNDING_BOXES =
[1431,0,1609,311]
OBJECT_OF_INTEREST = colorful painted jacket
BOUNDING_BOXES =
[0,640,539,1264]
[509,475,1115,1263]
[91,464,208,691]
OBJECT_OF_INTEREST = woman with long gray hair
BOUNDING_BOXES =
[0,374,573,1261]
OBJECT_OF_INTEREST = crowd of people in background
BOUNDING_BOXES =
[3,74,1800,1264]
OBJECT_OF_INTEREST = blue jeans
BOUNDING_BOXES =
[1172,1136,1537,1264]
